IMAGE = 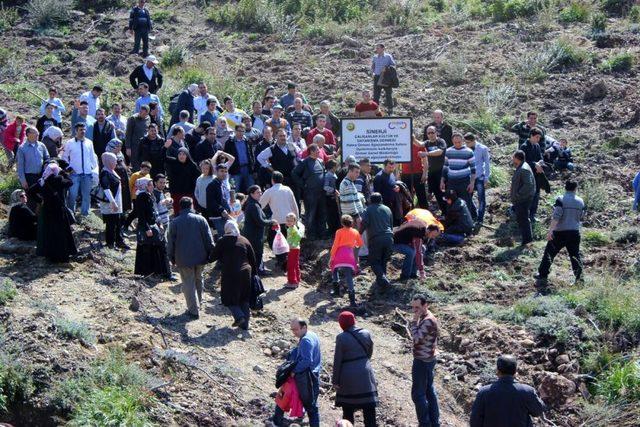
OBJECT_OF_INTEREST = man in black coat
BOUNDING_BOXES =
[193,127,222,164]
[426,109,453,148]
[170,84,198,126]
[128,0,152,56]
[129,55,163,94]
[292,144,326,240]
[519,127,549,222]
[470,355,545,427]
[92,108,116,166]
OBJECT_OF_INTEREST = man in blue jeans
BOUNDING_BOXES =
[392,220,440,280]
[63,123,98,216]
[464,133,491,225]
[407,294,440,427]
[272,318,321,427]
[224,124,254,194]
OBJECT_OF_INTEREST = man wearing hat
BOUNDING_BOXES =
[79,85,103,117]
[128,0,152,57]
[129,55,163,94]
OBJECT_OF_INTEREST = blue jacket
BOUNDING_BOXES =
[291,331,322,374]
[633,171,640,211]
[470,376,545,427]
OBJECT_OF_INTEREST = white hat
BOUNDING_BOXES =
[144,55,159,64]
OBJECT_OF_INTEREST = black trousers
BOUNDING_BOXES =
[427,171,447,215]
[447,177,477,221]
[304,189,326,240]
[133,30,149,56]
[372,76,393,114]
[326,195,341,235]
[538,230,582,279]
[103,214,124,247]
[406,173,428,209]
[342,405,377,427]
[513,199,533,245]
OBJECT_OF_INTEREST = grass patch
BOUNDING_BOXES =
[161,44,190,69]
[0,280,16,306]
[487,165,509,187]
[25,0,72,28]
[594,358,640,403]
[488,0,541,22]
[599,52,635,73]
[41,53,61,65]
[0,353,34,414]
[438,54,468,85]
[591,11,607,34]
[0,82,46,107]
[611,227,639,244]
[583,229,610,247]
[548,38,588,69]
[301,20,346,42]
[562,276,640,334]
[558,1,591,23]
[0,173,21,205]
[630,4,640,22]
[581,179,607,211]
[151,9,174,23]
[54,317,96,346]
[50,349,154,424]
[0,4,18,31]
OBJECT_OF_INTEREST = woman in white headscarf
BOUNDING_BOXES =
[133,177,171,277]
[30,162,77,262]
[210,219,257,330]
[41,126,64,158]
[99,152,128,249]
[106,138,131,212]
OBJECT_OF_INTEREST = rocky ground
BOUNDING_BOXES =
[1,0,639,426]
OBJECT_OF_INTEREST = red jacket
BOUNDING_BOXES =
[306,127,336,147]
[3,121,26,152]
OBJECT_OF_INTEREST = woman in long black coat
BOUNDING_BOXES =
[165,147,201,215]
[133,177,170,277]
[8,189,37,241]
[30,163,77,263]
[211,221,257,330]
[332,311,379,427]
[241,185,274,274]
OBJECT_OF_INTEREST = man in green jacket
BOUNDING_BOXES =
[510,150,536,245]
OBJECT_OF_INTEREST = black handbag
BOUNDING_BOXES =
[250,274,265,310]
[136,224,164,246]
[275,359,297,388]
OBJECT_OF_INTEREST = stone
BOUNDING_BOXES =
[555,354,570,365]
[521,339,535,348]
[341,35,363,48]
[253,365,265,374]
[129,296,141,312]
[271,346,281,354]
[263,348,272,356]
[537,372,576,406]
[583,81,608,102]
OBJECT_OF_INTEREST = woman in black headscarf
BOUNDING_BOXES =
[8,189,37,241]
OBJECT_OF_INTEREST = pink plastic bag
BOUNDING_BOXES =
[272,230,290,255]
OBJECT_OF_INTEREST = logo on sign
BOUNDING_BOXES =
[388,121,408,130]
[346,122,356,132]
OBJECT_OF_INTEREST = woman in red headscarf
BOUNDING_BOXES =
[332,311,379,426]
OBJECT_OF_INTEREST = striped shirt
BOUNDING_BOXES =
[443,146,476,181]
[409,311,438,362]
[339,177,364,216]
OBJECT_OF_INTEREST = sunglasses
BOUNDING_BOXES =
[427,131,436,134]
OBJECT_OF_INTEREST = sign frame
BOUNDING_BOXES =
[339,116,413,164]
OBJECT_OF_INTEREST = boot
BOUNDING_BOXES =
[330,282,340,297]
[348,291,356,307]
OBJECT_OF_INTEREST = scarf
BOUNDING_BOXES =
[338,311,356,331]
[101,152,117,171]
[106,138,123,153]
[224,220,240,236]
[42,126,63,141]
[135,177,153,195]
[39,162,60,186]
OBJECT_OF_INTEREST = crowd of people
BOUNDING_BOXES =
[0,2,632,422]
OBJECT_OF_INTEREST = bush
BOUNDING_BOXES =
[0,4,18,31]
[301,20,345,43]
[488,0,541,22]
[583,229,610,246]
[438,54,469,85]
[151,9,174,23]
[161,44,189,68]
[73,0,127,11]
[591,11,607,33]
[629,4,640,22]
[581,179,607,211]
[50,349,153,423]
[558,1,591,23]
[487,165,509,187]
[512,48,561,82]
[601,0,635,15]
[0,353,34,414]
[0,280,16,306]
[54,317,96,346]
[595,359,640,403]
[611,227,639,244]
[549,39,587,69]
[599,52,635,73]
[25,0,72,28]
[209,0,287,33]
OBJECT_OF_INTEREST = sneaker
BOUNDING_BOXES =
[116,242,131,250]
[284,283,298,289]
[231,317,246,327]
[185,311,199,319]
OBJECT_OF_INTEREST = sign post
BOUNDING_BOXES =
[340,117,413,163]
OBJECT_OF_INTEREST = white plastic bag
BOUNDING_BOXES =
[272,230,290,255]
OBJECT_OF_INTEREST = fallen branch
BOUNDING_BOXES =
[432,36,455,60]
[150,380,174,392]
[586,317,602,335]
[153,324,169,349]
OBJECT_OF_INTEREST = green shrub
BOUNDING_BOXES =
[0,280,16,306]
[487,165,509,187]
[151,9,173,23]
[629,4,640,22]
[558,1,591,23]
[611,227,639,244]
[41,53,60,65]
[161,44,189,68]
[591,11,607,33]
[301,20,345,43]
[0,354,34,413]
[581,179,607,211]
[563,277,640,334]
[0,4,18,31]
[0,174,21,205]
[25,0,72,28]
[54,317,96,346]
[73,0,127,11]
[512,48,563,82]
[488,0,541,22]
[209,0,287,33]
[438,54,469,85]
[595,358,640,403]
[464,109,504,134]
[583,229,610,246]
[599,52,635,73]
[50,349,153,422]
[549,39,587,69]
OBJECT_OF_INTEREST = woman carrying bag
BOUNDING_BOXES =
[99,152,128,249]
[134,177,170,278]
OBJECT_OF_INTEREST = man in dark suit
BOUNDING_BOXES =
[170,84,198,126]
[470,355,546,427]
[129,56,163,94]
[426,109,453,148]
[205,164,231,239]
